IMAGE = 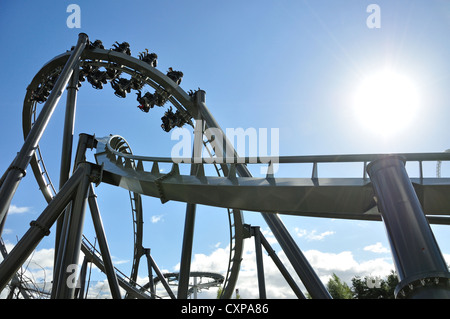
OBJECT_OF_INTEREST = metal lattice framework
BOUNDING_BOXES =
[0,33,450,299]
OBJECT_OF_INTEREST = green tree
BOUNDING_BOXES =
[216,286,223,299]
[351,271,398,299]
[382,270,399,297]
[217,286,241,299]
[326,273,352,299]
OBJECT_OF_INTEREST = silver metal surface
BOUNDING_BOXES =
[367,156,450,298]
[2,33,450,300]
[0,33,89,232]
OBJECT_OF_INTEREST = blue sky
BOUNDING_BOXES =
[1,0,450,298]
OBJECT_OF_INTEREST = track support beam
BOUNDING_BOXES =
[87,185,122,299]
[245,224,306,299]
[53,163,92,299]
[197,90,331,299]
[0,164,89,292]
[251,226,267,299]
[54,62,81,274]
[177,93,205,298]
[0,33,89,236]
[146,249,176,299]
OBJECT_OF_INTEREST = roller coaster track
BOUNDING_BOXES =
[105,135,146,298]
[202,137,243,300]
[3,33,450,299]
[80,235,153,299]
[152,272,225,298]
[19,40,244,298]
[96,135,450,223]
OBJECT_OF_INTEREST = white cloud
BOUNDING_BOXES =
[167,234,394,299]
[364,242,390,254]
[294,227,335,241]
[0,242,55,297]
[304,250,358,272]
[175,246,230,274]
[25,248,55,270]
[150,215,164,223]
[8,205,31,214]
[261,229,277,245]
[111,257,129,265]
[444,253,450,265]
[0,231,395,299]
[304,249,392,279]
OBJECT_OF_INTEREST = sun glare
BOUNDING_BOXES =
[353,69,420,136]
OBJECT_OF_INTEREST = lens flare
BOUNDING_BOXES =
[353,69,420,136]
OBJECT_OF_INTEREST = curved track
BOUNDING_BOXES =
[96,135,450,221]
[152,271,225,298]
[2,34,450,299]
[20,40,244,298]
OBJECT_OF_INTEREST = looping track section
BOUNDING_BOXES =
[1,33,450,299]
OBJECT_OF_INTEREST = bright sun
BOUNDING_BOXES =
[353,69,420,136]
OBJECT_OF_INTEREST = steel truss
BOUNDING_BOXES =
[0,33,449,299]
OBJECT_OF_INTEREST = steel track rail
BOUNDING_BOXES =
[18,38,450,300]
[96,135,450,224]
[106,135,146,298]
[21,47,244,298]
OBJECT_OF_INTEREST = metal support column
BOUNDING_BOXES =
[146,249,176,299]
[197,91,331,299]
[177,93,204,299]
[177,202,196,299]
[254,225,306,299]
[51,202,72,299]
[55,62,81,269]
[87,185,122,299]
[52,133,96,298]
[252,226,267,299]
[0,239,30,299]
[367,155,450,298]
[262,213,331,299]
[75,256,89,299]
[0,165,87,292]
[59,62,80,189]
[54,162,92,299]
[145,249,155,298]
[0,33,88,233]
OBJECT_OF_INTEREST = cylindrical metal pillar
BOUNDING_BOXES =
[367,155,450,298]
[258,227,306,299]
[177,93,204,299]
[75,256,89,299]
[54,162,92,299]
[0,165,87,292]
[177,202,196,299]
[252,226,267,299]
[0,33,89,234]
[60,63,81,188]
[146,250,176,299]
[52,133,96,298]
[88,185,122,299]
[145,249,155,298]
[53,62,81,297]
